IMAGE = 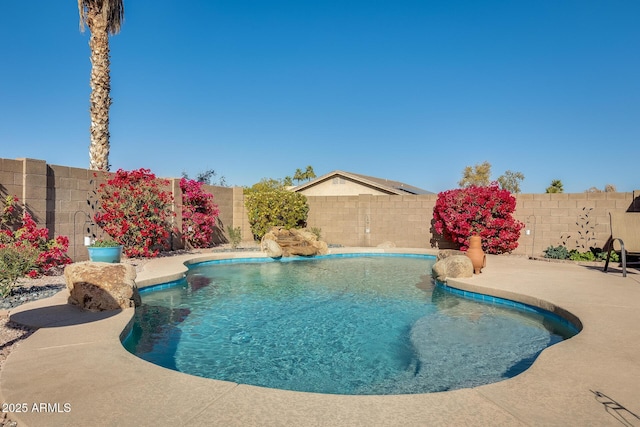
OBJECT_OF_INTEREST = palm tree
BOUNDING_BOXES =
[78,0,124,171]
[546,179,564,194]
[303,165,316,182]
[293,168,304,184]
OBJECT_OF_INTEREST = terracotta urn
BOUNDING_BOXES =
[466,235,486,274]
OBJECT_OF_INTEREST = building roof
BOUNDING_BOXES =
[292,170,433,195]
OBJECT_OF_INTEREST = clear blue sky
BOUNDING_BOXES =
[1,1,638,193]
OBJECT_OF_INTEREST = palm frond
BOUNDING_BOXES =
[78,0,124,35]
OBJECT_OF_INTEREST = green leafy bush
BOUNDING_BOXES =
[89,239,121,247]
[568,249,595,261]
[591,247,620,262]
[1,195,22,230]
[544,245,620,263]
[244,179,309,240]
[543,245,569,259]
[226,226,242,249]
[0,245,38,297]
[1,195,71,277]
[309,227,322,240]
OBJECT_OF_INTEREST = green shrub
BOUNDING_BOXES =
[596,248,619,262]
[244,179,309,240]
[309,227,322,240]
[544,245,621,263]
[543,245,569,260]
[89,239,121,247]
[1,195,71,276]
[568,249,596,261]
[227,226,242,249]
[0,245,38,297]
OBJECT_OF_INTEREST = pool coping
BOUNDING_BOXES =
[2,248,640,426]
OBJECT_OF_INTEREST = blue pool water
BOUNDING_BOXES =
[123,254,578,395]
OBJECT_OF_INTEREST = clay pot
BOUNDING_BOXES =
[466,235,486,274]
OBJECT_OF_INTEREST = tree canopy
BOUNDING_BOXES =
[497,170,525,193]
[244,178,309,240]
[459,161,492,188]
[293,166,317,184]
[181,169,227,186]
[585,184,617,193]
[546,179,564,193]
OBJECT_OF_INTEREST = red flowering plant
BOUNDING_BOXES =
[16,213,72,273]
[1,195,22,231]
[180,178,220,248]
[0,195,71,280]
[433,183,524,254]
[94,168,176,258]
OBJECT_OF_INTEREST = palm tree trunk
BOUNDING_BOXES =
[88,18,112,171]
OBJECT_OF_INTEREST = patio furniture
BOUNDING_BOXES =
[603,212,640,277]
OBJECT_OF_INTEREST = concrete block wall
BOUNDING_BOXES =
[0,158,27,214]
[305,194,442,249]
[305,195,359,246]
[304,191,639,256]
[0,159,50,228]
[230,186,254,242]
[513,191,638,257]
[0,159,96,261]
[0,158,249,261]
[45,163,97,260]
[1,157,638,261]
[198,183,252,245]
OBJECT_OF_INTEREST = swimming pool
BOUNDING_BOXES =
[123,254,578,395]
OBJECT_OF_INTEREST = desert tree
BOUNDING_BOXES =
[181,169,228,186]
[585,184,617,193]
[497,170,525,193]
[459,161,492,188]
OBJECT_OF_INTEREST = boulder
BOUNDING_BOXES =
[261,227,329,257]
[64,262,141,312]
[261,238,283,258]
[431,255,473,282]
[436,249,464,261]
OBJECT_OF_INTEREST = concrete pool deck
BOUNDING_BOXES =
[2,248,640,426]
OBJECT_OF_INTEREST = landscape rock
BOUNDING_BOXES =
[64,262,141,312]
[437,249,464,261]
[261,227,328,257]
[432,254,473,282]
[261,238,283,258]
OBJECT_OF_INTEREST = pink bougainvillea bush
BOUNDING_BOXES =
[94,168,175,258]
[433,183,524,254]
[0,195,71,277]
[180,178,220,248]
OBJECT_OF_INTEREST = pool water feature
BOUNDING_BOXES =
[123,255,578,395]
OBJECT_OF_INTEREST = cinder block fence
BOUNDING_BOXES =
[1,157,637,261]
